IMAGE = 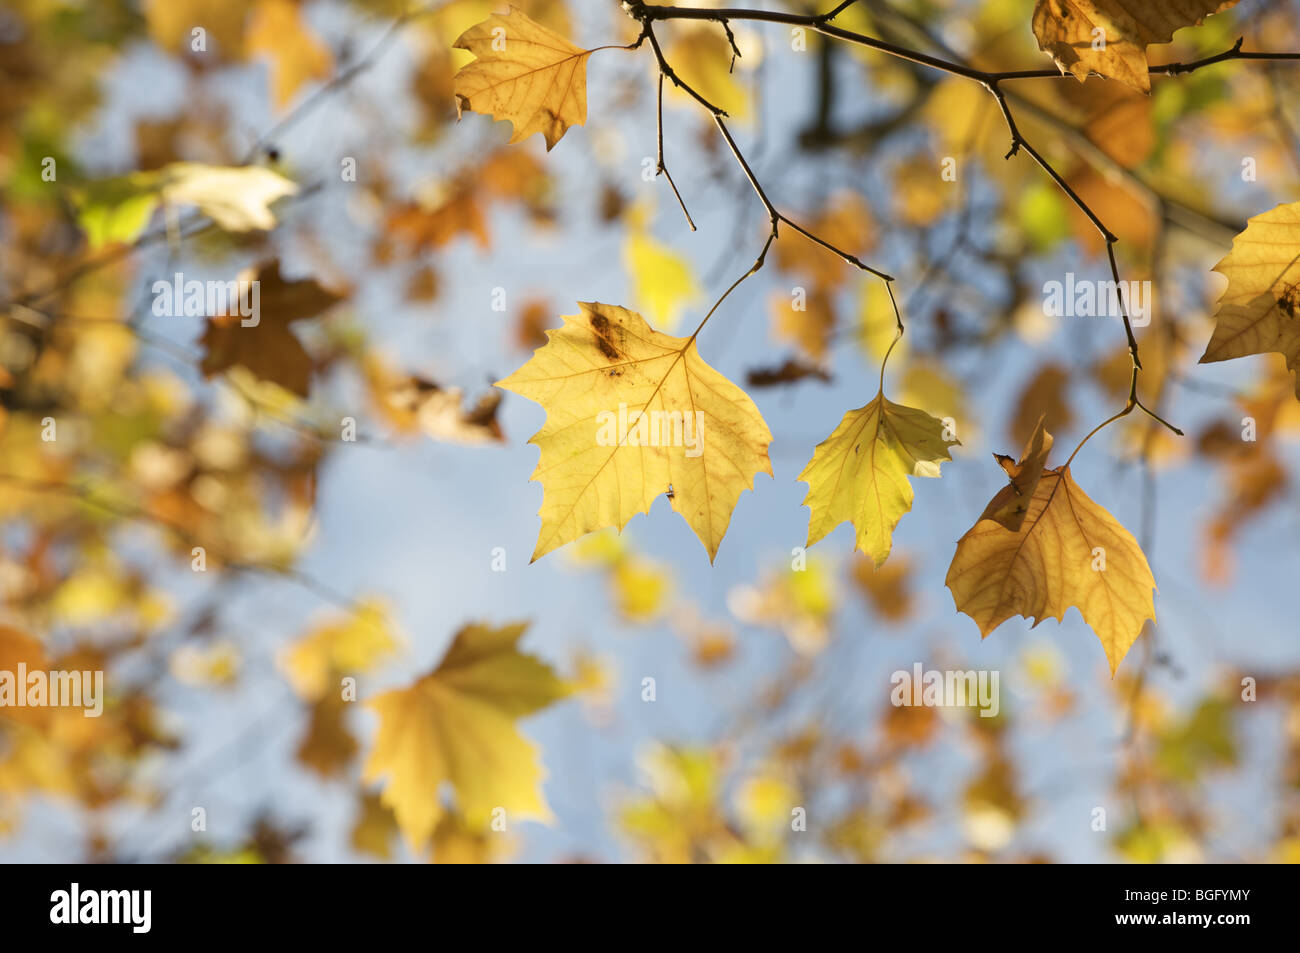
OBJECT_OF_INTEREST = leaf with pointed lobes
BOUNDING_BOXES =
[497,302,773,563]
[988,413,1055,532]
[945,425,1156,675]
[1031,0,1240,93]
[798,393,957,567]
[362,621,570,852]
[1200,199,1300,400]
[453,7,591,151]
[199,260,346,398]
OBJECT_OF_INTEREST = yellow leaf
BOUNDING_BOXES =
[856,277,906,367]
[453,7,591,150]
[246,0,334,110]
[497,302,773,562]
[161,162,298,231]
[945,441,1156,674]
[280,600,398,701]
[624,232,702,333]
[296,691,358,778]
[728,559,836,655]
[1200,199,1300,399]
[899,359,973,445]
[362,621,569,851]
[143,0,252,58]
[799,392,957,566]
[987,413,1055,532]
[613,558,672,621]
[350,791,398,861]
[664,24,751,119]
[1031,0,1240,93]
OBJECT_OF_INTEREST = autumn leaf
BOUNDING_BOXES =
[296,691,358,778]
[798,392,957,567]
[453,7,591,151]
[246,0,334,110]
[350,792,399,861]
[945,423,1156,674]
[366,360,505,445]
[362,621,570,851]
[987,413,1055,532]
[143,0,252,58]
[624,229,702,333]
[200,260,346,397]
[664,23,751,119]
[497,302,773,562]
[1200,199,1300,400]
[1031,0,1240,93]
[73,172,162,249]
[0,626,48,727]
[280,600,399,701]
[161,162,298,231]
[851,553,914,622]
[1009,363,1074,448]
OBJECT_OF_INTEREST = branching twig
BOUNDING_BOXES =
[622,1,1299,453]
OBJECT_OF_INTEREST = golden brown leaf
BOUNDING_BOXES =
[453,8,591,151]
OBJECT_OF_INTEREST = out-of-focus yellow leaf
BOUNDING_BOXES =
[362,621,569,851]
[144,0,252,58]
[856,278,906,367]
[280,600,399,701]
[246,0,334,110]
[624,232,702,333]
[728,560,836,656]
[350,791,399,861]
[664,25,750,119]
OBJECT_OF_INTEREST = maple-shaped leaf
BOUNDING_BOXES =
[1200,200,1300,400]
[200,260,346,397]
[453,7,591,151]
[945,423,1156,674]
[798,392,957,567]
[1031,0,1240,93]
[362,621,570,851]
[497,302,773,562]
